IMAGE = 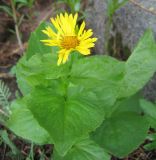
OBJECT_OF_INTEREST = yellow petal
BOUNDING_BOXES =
[57,49,66,66]
[78,21,85,36]
[80,43,95,48]
[62,50,71,64]
[76,47,91,55]
[73,13,78,28]
[51,18,64,35]
[40,39,60,46]
[79,29,93,40]
[81,38,97,44]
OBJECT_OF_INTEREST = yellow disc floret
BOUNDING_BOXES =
[61,36,79,50]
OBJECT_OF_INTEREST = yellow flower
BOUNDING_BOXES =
[41,12,97,65]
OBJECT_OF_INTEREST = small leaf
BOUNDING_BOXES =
[74,2,81,12]
[140,99,156,129]
[144,141,156,151]
[0,130,19,155]
[140,99,156,120]
[0,5,13,17]
[13,0,28,5]
[107,0,128,17]
[0,80,11,113]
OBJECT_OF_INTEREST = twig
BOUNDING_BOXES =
[129,0,156,15]
[0,73,14,79]
[10,0,24,52]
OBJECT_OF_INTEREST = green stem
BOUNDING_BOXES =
[104,16,113,55]
[10,0,24,52]
[29,142,34,160]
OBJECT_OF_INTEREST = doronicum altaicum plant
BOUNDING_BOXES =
[6,12,156,159]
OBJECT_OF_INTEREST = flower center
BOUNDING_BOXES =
[61,36,79,49]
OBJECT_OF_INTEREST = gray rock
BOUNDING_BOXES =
[86,0,156,52]
[85,0,156,100]
[85,0,108,54]
[114,0,156,51]
[143,73,156,102]
[113,0,156,101]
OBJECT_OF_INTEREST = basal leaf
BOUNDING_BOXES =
[111,93,142,116]
[27,84,107,156]
[92,112,149,158]
[53,138,111,160]
[7,99,51,145]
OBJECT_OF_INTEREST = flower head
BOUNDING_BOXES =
[41,13,97,65]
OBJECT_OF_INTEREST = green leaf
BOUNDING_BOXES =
[144,141,156,151]
[14,0,34,7]
[26,22,52,60]
[0,80,11,110]
[92,112,149,158]
[140,99,156,120]
[119,30,156,98]
[70,55,124,85]
[27,84,107,156]
[111,93,142,116]
[15,53,69,95]
[70,55,125,113]
[28,0,35,7]
[107,0,128,17]
[14,56,32,95]
[0,130,19,155]
[140,99,156,129]
[0,5,13,17]
[7,99,51,145]
[74,2,81,12]
[144,133,156,151]
[53,138,111,160]
[146,133,156,141]
[14,0,28,4]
